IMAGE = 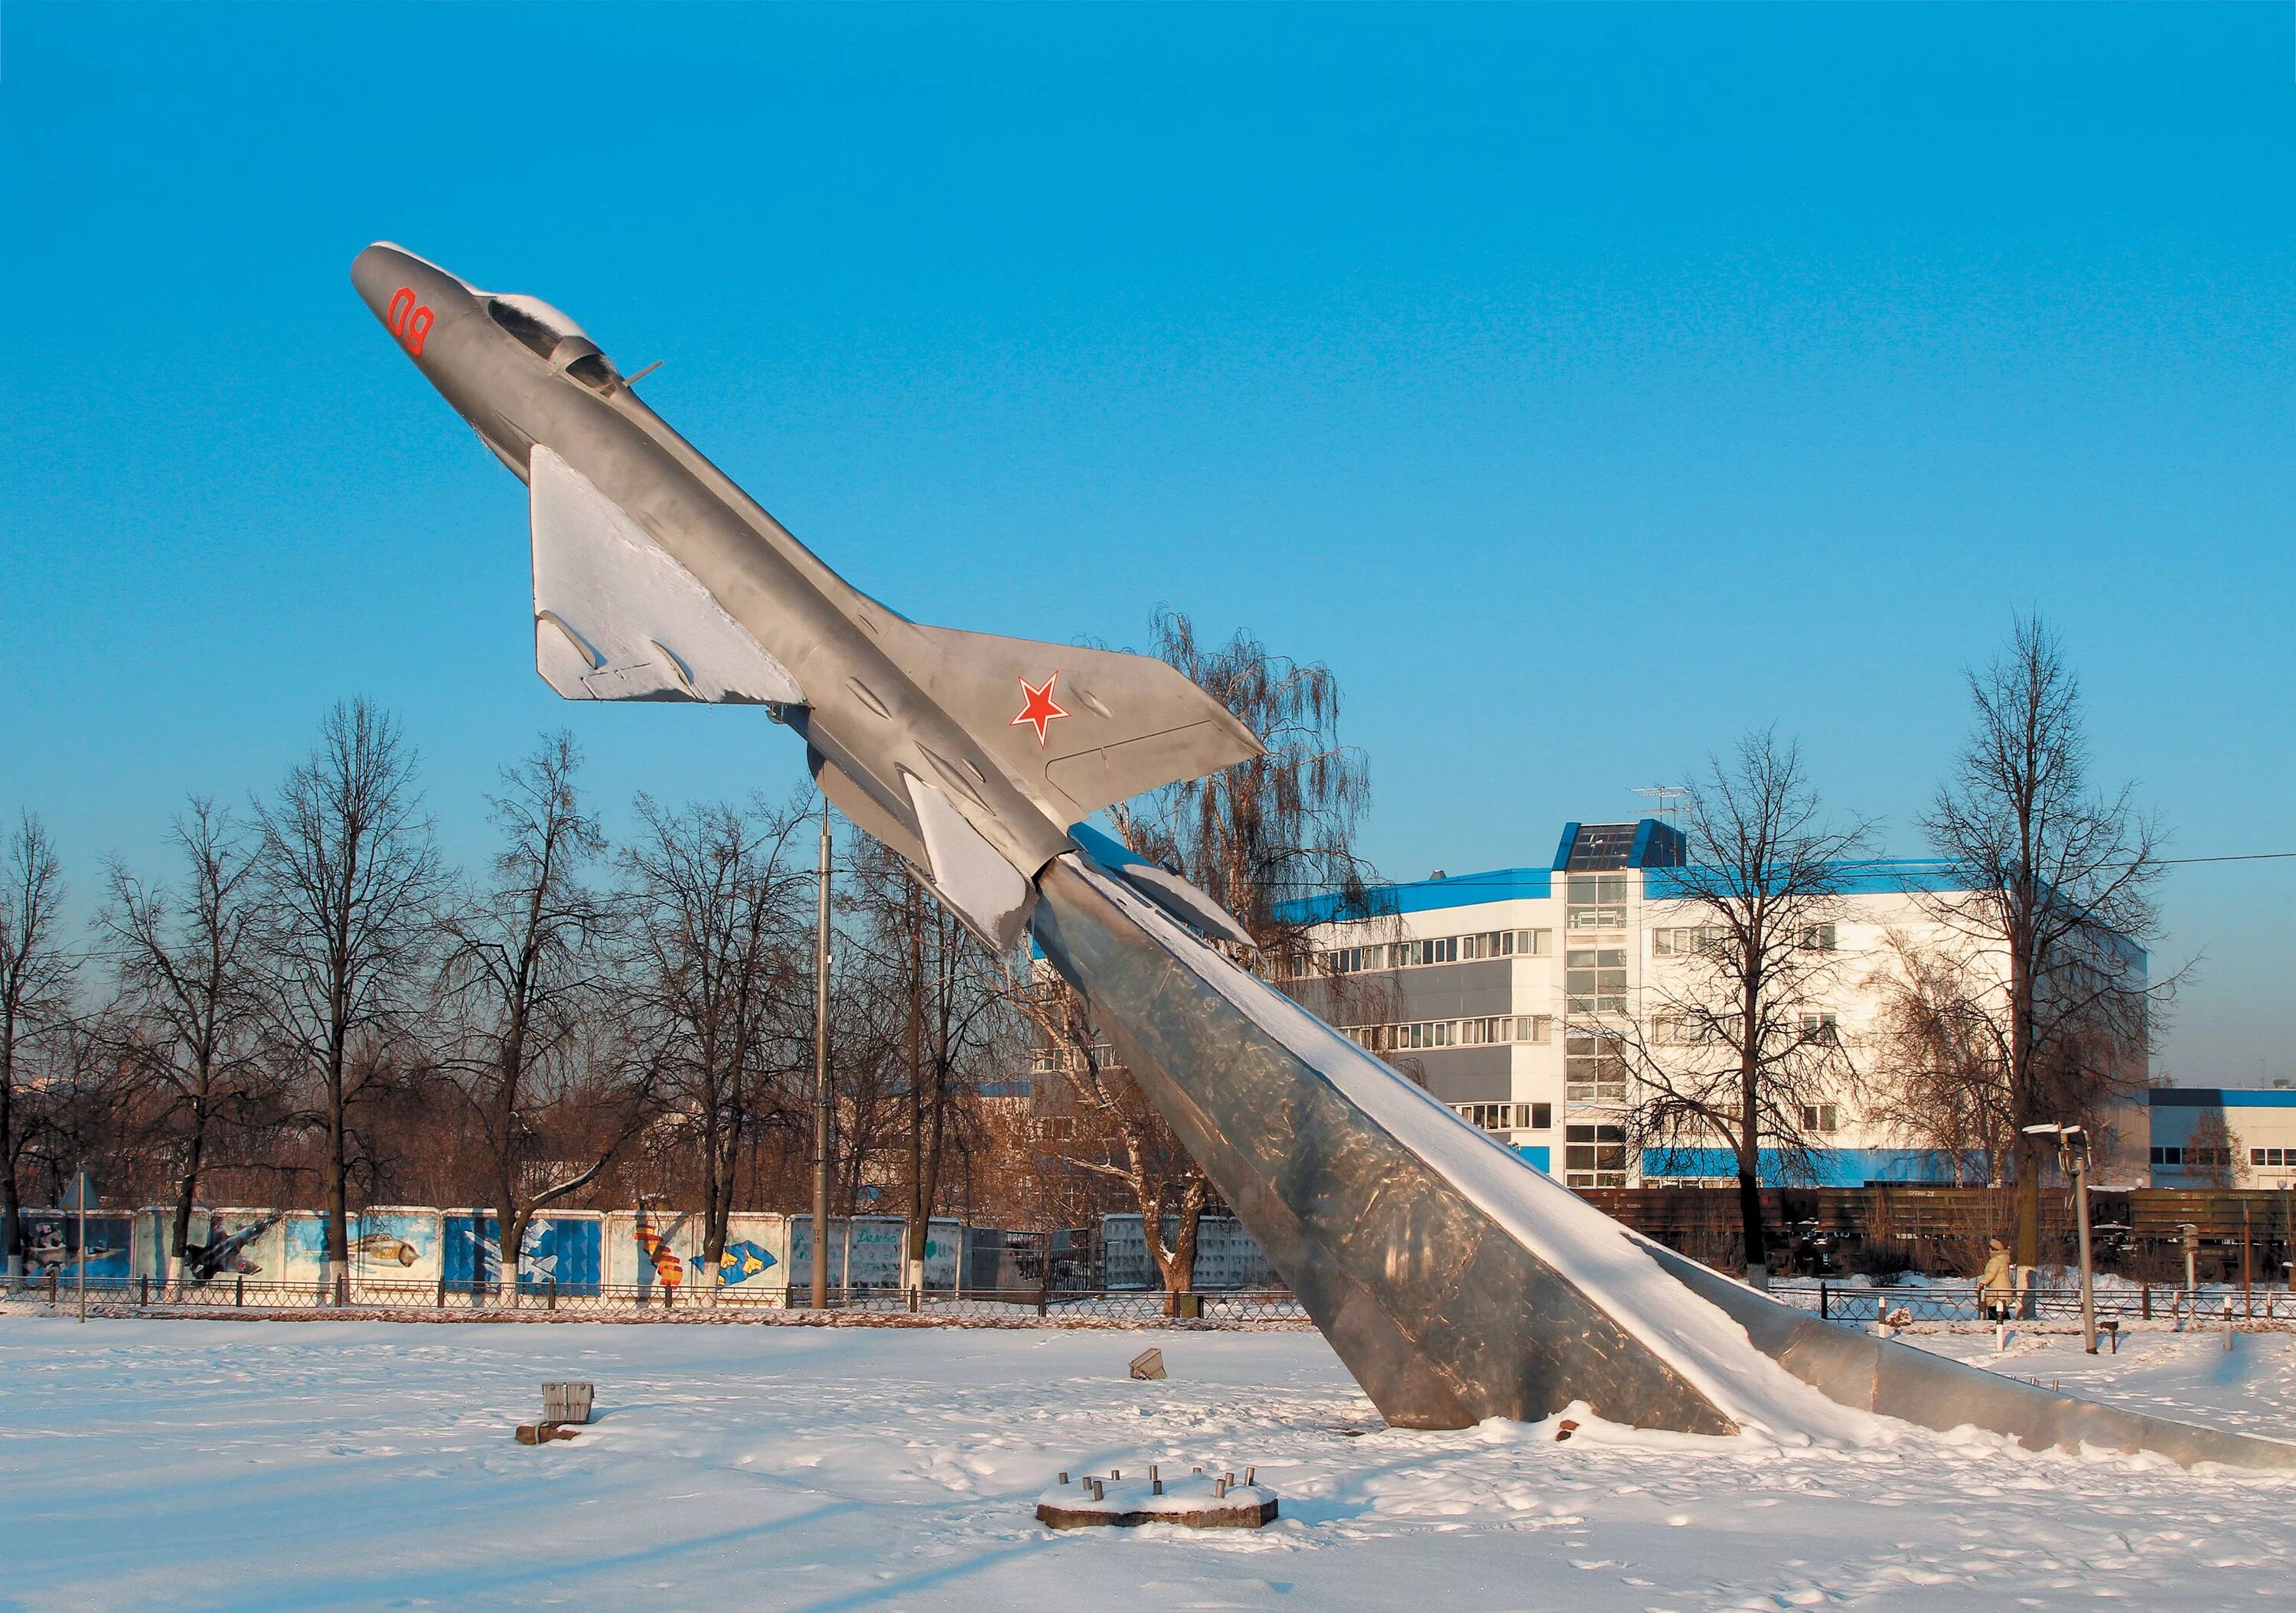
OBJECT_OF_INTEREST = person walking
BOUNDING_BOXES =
[1979,1237,2015,1321]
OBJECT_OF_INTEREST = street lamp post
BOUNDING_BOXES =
[810,801,833,1311]
[2025,1123,2096,1354]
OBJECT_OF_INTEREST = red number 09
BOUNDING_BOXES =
[385,286,434,357]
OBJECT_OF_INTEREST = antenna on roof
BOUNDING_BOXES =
[1632,785,1689,832]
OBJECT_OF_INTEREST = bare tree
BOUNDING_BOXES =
[1617,731,1870,1286]
[1921,617,2170,1272]
[439,735,647,1301]
[622,792,811,1284]
[1012,968,1208,1298]
[1864,929,2016,1187]
[1,815,77,1287]
[2181,1109,2237,1189]
[100,800,269,1291]
[256,700,444,1301]
[1109,607,1378,975]
[846,841,1013,1291]
[1094,608,1383,1288]
[17,1015,142,1216]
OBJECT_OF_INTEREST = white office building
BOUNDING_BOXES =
[1277,819,2151,1188]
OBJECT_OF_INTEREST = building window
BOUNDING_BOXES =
[1799,1012,1839,1043]
[1566,1033,1629,1103]
[1352,1014,1551,1050]
[2154,1144,2227,1169]
[1652,926,1727,957]
[1567,948,1627,1014]
[1322,929,1553,974]
[1799,923,1838,952]
[1460,928,1551,960]
[1454,1102,1547,1134]
[1565,1123,1627,1187]
[1800,1102,1839,1134]
[1567,874,1628,932]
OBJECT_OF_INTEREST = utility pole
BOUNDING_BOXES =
[810,800,833,1311]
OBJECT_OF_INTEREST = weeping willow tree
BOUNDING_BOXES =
[1068,608,1387,1292]
[1105,606,1379,975]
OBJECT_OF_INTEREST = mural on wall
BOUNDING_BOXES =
[351,1211,439,1281]
[1099,1215,1277,1291]
[443,1215,605,1294]
[634,1203,689,1291]
[714,1240,777,1285]
[21,1212,133,1284]
[281,1214,333,1284]
[182,1210,284,1282]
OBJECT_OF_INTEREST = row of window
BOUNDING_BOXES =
[1345,1015,1555,1052]
[1648,1011,1840,1045]
[2152,1145,2296,1170]
[1310,929,1554,976]
[1308,916,1842,980]
[2151,1146,2232,1167]
[1650,923,1839,956]
[1453,1102,1554,1134]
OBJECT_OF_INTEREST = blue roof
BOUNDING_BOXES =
[1274,850,1973,926]
[1274,866,1554,926]
[2151,1088,2296,1109]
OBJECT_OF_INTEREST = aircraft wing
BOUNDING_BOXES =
[528,446,805,705]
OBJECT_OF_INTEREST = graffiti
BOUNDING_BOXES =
[716,1240,777,1285]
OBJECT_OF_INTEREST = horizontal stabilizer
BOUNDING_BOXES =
[885,624,1262,820]
[530,446,804,706]
[1068,821,1254,948]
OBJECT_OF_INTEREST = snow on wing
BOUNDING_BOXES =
[885,623,1264,819]
[528,446,805,705]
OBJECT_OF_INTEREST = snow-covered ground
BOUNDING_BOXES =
[3,1316,2293,1611]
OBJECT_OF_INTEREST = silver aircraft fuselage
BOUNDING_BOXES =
[351,243,1069,886]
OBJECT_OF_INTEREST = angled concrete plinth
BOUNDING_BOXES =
[1032,855,1734,1434]
[1032,854,2296,1469]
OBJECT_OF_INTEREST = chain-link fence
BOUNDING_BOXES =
[1772,1279,2296,1326]
[0,1271,1309,1326]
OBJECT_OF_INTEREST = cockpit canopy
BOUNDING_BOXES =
[486,295,621,392]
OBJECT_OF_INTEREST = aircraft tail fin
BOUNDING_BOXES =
[886,623,1263,821]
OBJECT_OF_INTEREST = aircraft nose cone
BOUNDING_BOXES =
[351,241,421,324]
[351,243,476,355]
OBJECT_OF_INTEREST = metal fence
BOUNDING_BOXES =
[0,1270,1309,1326]
[1772,1279,2296,1326]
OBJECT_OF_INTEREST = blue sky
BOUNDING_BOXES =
[2,4,2291,1082]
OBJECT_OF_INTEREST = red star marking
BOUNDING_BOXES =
[1011,671,1071,747]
